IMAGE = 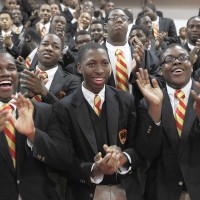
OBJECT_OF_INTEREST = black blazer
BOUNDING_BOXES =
[54,85,158,200]
[158,17,178,44]
[0,31,20,58]
[0,102,72,200]
[137,81,200,200]
[43,66,81,104]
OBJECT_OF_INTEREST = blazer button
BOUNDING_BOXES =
[179,181,183,186]
[89,193,93,198]
[17,180,20,184]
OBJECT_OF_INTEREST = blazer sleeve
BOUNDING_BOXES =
[32,103,73,170]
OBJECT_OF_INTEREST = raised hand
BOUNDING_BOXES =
[136,68,163,123]
[9,93,35,142]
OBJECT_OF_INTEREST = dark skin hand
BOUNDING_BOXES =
[20,69,48,98]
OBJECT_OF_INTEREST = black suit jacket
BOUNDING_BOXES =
[0,30,20,58]
[0,102,72,200]
[137,81,200,200]
[158,17,178,44]
[54,85,158,200]
[43,66,81,104]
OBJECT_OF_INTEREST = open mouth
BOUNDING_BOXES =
[0,80,12,90]
[172,68,184,75]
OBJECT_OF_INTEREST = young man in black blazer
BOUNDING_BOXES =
[137,43,200,200]
[0,50,73,200]
[54,42,160,200]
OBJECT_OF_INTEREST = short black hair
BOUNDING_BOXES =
[160,43,189,65]
[91,19,104,27]
[135,15,146,25]
[186,16,200,27]
[78,41,107,63]
[23,27,41,44]
[143,3,156,12]
[129,25,150,37]
[0,10,13,20]
[75,30,91,43]
[104,8,126,23]
[124,8,133,23]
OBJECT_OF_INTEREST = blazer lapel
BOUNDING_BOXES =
[162,88,179,154]
[0,131,15,175]
[72,88,98,154]
[105,86,119,145]
[49,67,65,94]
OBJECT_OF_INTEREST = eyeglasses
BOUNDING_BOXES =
[160,54,189,65]
[108,15,129,23]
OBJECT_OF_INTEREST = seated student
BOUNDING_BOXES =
[53,42,160,200]
[0,50,72,200]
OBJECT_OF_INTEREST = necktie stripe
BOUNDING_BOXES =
[115,49,129,92]
[94,95,101,116]
[174,90,186,137]
[116,76,129,88]
[1,104,16,167]
[25,57,31,69]
[116,66,129,79]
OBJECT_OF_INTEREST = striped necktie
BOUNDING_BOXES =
[94,95,101,116]
[41,26,46,38]
[25,56,31,69]
[31,71,48,102]
[174,90,186,137]
[153,22,159,39]
[115,49,129,92]
[1,104,16,168]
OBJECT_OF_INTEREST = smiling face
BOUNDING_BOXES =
[0,52,18,102]
[77,11,92,30]
[37,34,62,70]
[39,4,51,24]
[78,48,111,94]
[161,45,192,89]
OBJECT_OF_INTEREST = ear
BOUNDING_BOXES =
[77,63,82,74]
[60,52,63,59]
[25,35,32,42]
[159,67,163,76]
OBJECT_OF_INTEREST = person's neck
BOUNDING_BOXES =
[107,37,127,46]
[38,64,57,71]
[3,28,12,33]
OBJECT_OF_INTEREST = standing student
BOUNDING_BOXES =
[136,43,200,200]
[0,50,72,200]
[54,42,160,200]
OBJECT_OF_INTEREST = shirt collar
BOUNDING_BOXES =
[187,42,195,51]
[166,79,192,101]
[36,66,58,80]
[82,83,105,109]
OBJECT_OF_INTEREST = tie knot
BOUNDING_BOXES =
[38,71,48,80]
[94,95,101,104]
[174,90,185,100]
[115,49,123,56]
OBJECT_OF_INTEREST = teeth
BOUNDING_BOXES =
[0,81,11,84]
[94,78,103,81]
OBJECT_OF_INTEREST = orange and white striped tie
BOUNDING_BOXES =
[153,22,159,39]
[115,49,129,92]
[1,104,16,168]
[31,71,48,102]
[174,90,186,137]
[25,56,31,69]
[94,95,101,116]
[41,26,46,38]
